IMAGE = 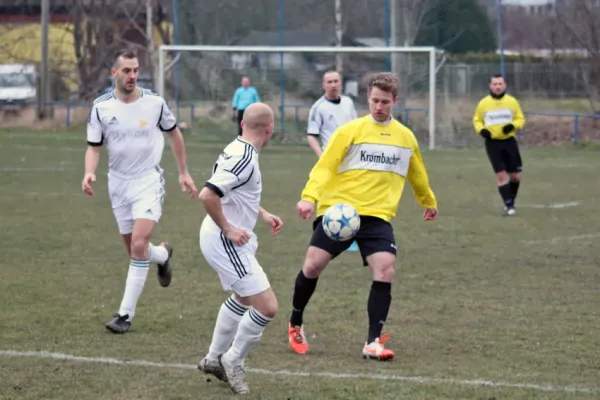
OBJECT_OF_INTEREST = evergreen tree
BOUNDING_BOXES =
[416,0,497,53]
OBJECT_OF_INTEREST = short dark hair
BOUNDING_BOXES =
[367,72,399,98]
[113,49,137,67]
[322,70,341,80]
[490,73,504,82]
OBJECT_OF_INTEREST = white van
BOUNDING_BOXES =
[0,64,37,108]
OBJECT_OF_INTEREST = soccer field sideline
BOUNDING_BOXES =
[1,349,597,395]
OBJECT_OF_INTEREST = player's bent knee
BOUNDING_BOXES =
[130,237,150,259]
[367,252,396,283]
[372,264,395,282]
[509,173,520,182]
[241,288,278,318]
[256,297,278,319]
[495,171,508,185]
[302,246,332,278]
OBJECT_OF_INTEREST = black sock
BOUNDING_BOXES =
[498,183,514,208]
[367,281,392,343]
[509,180,520,203]
[290,270,319,327]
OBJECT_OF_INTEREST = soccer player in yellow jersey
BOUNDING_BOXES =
[473,74,526,216]
[287,72,438,361]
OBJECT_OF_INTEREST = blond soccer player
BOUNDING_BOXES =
[287,72,438,361]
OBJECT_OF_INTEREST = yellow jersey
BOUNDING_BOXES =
[301,115,437,222]
[473,93,525,140]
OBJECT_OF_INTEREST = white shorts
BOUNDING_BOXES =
[199,217,270,297]
[108,167,165,235]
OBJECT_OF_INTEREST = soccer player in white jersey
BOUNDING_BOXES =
[306,70,360,252]
[197,103,283,395]
[81,50,198,334]
[306,70,357,156]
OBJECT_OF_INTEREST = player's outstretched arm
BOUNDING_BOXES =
[199,186,250,245]
[82,145,101,196]
[407,142,438,221]
[301,126,351,205]
[167,127,198,198]
[259,207,283,236]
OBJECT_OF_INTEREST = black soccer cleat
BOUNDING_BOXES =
[157,242,173,287]
[105,313,131,334]
[198,356,228,382]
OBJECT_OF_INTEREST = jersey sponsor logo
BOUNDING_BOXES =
[338,143,412,177]
[359,150,401,165]
[483,108,513,126]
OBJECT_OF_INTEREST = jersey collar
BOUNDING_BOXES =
[370,114,393,126]
[236,137,258,152]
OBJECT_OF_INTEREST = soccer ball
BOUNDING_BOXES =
[322,203,360,242]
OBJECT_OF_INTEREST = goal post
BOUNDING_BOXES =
[158,45,441,150]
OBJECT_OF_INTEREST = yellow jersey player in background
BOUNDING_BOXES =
[473,73,526,216]
[287,72,438,361]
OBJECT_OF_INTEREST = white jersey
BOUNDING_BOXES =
[86,88,177,179]
[307,95,357,150]
[203,137,261,233]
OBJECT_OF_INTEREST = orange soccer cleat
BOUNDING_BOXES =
[288,323,309,355]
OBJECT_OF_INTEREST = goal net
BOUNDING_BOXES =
[158,45,441,150]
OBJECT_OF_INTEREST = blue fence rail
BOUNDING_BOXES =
[522,111,600,143]
[7,101,598,144]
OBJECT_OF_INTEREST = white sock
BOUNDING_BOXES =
[223,308,272,366]
[207,296,248,360]
[118,259,150,320]
[148,243,168,264]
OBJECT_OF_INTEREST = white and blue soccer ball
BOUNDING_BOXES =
[322,203,360,242]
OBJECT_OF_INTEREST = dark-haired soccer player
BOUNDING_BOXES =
[287,72,438,361]
[82,49,197,333]
[473,74,526,216]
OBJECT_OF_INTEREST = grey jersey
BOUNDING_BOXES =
[307,95,357,150]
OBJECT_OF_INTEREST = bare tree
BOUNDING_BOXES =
[553,0,600,109]
[394,0,437,46]
[65,0,171,100]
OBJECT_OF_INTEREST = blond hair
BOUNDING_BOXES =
[367,72,399,98]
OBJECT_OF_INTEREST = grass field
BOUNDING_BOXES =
[0,131,599,400]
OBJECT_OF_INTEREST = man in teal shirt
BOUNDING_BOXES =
[232,76,260,135]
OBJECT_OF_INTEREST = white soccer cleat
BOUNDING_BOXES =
[362,334,395,361]
[219,354,250,394]
[503,207,516,216]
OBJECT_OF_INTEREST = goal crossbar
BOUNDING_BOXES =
[158,45,440,149]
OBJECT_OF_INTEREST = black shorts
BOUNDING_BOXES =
[310,215,396,266]
[485,137,523,174]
